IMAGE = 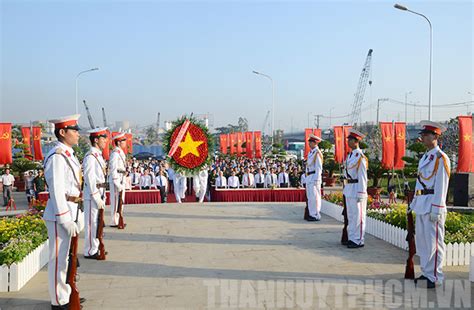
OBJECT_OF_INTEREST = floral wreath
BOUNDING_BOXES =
[163,116,214,175]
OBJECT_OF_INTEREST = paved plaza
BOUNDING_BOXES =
[0,202,472,309]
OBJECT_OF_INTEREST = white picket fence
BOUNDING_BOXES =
[321,200,474,267]
[0,240,49,292]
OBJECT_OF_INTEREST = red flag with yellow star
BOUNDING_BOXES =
[304,128,313,159]
[236,132,244,157]
[380,122,395,169]
[458,116,473,172]
[333,126,344,163]
[32,126,44,160]
[394,122,406,170]
[21,127,33,160]
[254,131,262,158]
[245,132,253,158]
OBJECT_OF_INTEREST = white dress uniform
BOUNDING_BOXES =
[409,122,451,284]
[82,143,106,257]
[343,147,368,246]
[43,115,83,307]
[227,175,240,188]
[306,144,323,219]
[242,173,255,188]
[264,173,278,188]
[174,173,187,203]
[193,169,208,203]
[108,143,126,225]
[215,175,227,188]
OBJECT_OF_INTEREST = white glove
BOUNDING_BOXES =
[93,192,106,209]
[430,212,441,223]
[61,221,79,237]
[77,210,85,232]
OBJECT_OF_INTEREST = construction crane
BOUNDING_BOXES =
[262,110,270,135]
[83,100,96,129]
[350,49,373,126]
[102,107,108,127]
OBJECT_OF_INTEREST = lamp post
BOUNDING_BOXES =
[394,3,433,121]
[75,68,99,114]
[404,91,412,123]
[253,70,275,148]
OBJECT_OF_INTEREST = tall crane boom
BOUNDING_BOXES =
[83,100,96,129]
[350,49,373,126]
[102,107,107,127]
[262,110,271,134]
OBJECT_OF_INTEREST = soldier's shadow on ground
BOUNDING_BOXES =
[0,298,50,310]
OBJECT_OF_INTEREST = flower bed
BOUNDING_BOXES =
[322,192,474,267]
[0,210,48,291]
[323,192,474,244]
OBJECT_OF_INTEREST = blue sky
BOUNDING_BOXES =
[0,0,472,132]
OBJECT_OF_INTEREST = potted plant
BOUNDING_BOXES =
[367,157,388,197]
[323,157,340,187]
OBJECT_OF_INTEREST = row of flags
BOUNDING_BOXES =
[0,117,471,173]
[219,131,262,158]
[0,125,134,164]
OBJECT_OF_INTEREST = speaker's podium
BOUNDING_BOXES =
[453,173,474,207]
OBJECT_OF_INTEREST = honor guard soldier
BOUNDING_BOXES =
[409,121,450,288]
[109,132,127,227]
[82,128,108,259]
[305,134,323,221]
[343,129,368,248]
[43,115,85,309]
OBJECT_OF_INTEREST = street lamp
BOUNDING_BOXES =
[75,68,99,114]
[253,70,275,148]
[394,3,433,121]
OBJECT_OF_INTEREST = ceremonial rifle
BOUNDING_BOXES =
[404,181,416,279]
[67,203,82,310]
[97,190,107,260]
[117,189,125,229]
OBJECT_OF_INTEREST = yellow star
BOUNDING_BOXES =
[178,132,204,158]
[464,134,471,141]
[385,136,392,142]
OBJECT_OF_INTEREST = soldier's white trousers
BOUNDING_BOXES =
[84,199,99,256]
[109,184,125,225]
[306,181,321,219]
[346,197,367,245]
[46,220,72,306]
[193,177,207,203]
[175,177,187,202]
[415,213,446,283]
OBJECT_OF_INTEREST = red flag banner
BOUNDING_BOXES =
[21,127,33,160]
[0,123,13,165]
[229,133,236,155]
[313,128,322,139]
[304,128,313,159]
[245,132,254,158]
[394,122,406,170]
[236,132,243,156]
[380,122,395,169]
[458,116,473,173]
[126,133,133,154]
[103,130,111,161]
[219,134,228,154]
[333,126,344,163]
[32,126,43,160]
[343,126,352,159]
[254,131,262,158]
